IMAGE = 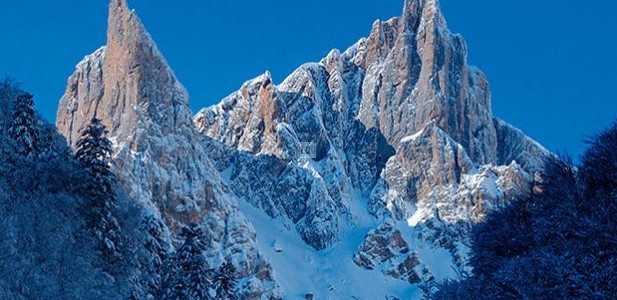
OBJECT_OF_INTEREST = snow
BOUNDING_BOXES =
[414,241,457,281]
[297,157,322,179]
[400,127,426,143]
[462,170,500,200]
[407,208,429,227]
[398,221,460,282]
[237,192,422,299]
[75,46,106,70]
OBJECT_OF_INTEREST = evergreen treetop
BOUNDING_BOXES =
[163,224,214,300]
[8,93,39,157]
[215,261,238,300]
[75,118,114,189]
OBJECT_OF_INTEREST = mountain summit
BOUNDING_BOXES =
[57,0,549,298]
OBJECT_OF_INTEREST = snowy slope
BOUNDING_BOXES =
[238,192,423,299]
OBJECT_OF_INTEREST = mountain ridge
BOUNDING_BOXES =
[56,0,550,298]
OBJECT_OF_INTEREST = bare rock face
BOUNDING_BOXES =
[368,121,473,220]
[355,0,497,164]
[58,0,192,149]
[56,0,277,298]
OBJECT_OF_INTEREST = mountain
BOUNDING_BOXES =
[56,0,550,298]
[56,0,278,298]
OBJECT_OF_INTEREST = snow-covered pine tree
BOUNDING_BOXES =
[8,93,39,157]
[75,118,123,269]
[214,261,238,300]
[163,224,214,300]
[140,215,172,299]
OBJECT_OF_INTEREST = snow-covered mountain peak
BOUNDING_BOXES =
[56,0,551,298]
[194,1,549,297]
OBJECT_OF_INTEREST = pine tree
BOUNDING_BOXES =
[0,77,22,135]
[141,215,171,298]
[75,118,123,268]
[581,121,617,199]
[8,93,39,157]
[214,261,238,300]
[163,224,214,300]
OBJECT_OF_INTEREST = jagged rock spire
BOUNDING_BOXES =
[106,0,141,62]
[57,0,190,146]
[401,0,445,31]
[401,0,423,30]
[353,0,497,164]
[57,2,277,296]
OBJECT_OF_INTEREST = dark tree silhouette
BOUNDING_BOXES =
[8,93,39,157]
[214,261,238,300]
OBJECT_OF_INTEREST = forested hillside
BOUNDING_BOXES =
[0,79,245,300]
[0,80,132,298]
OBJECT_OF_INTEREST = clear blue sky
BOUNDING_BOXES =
[0,0,615,159]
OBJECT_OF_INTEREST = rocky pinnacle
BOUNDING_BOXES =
[56,1,278,297]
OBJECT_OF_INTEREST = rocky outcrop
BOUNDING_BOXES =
[56,0,277,298]
[196,66,396,250]
[353,222,421,284]
[368,121,533,226]
[494,118,551,172]
[201,136,340,250]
